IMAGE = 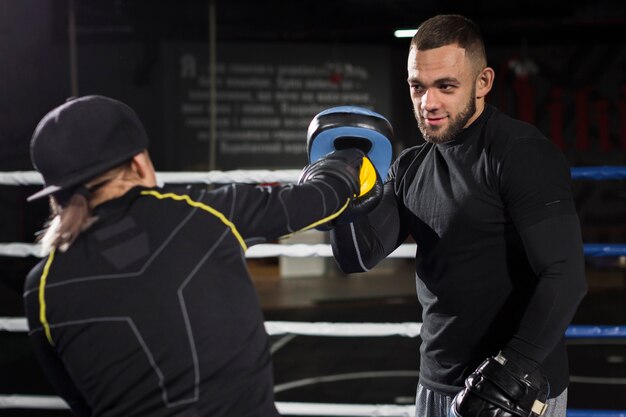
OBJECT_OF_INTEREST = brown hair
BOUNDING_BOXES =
[410,14,487,71]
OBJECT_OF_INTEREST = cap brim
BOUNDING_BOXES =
[26,185,63,202]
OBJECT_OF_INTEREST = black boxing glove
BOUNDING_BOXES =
[298,148,383,231]
[450,353,550,417]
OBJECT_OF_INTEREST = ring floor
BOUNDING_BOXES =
[1,270,625,416]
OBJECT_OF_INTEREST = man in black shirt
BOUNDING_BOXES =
[330,14,587,417]
[23,95,382,416]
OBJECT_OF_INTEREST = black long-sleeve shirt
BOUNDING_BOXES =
[330,104,587,397]
[24,175,354,417]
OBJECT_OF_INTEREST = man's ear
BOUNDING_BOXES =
[130,151,157,186]
[476,67,495,98]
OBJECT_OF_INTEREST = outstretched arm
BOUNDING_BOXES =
[224,149,382,243]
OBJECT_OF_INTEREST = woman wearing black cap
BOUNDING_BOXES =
[23,95,385,417]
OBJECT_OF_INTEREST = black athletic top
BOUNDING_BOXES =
[330,104,587,397]
[24,176,354,417]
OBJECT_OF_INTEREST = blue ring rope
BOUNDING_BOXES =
[570,166,626,180]
[583,244,626,257]
[566,325,626,338]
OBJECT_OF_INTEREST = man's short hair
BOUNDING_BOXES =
[410,14,487,70]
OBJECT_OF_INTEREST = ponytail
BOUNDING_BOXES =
[39,186,95,253]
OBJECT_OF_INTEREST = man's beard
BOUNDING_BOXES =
[416,92,476,145]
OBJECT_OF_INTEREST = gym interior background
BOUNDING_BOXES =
[1,0,625,415]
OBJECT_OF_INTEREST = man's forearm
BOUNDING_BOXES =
[504,214,587,370]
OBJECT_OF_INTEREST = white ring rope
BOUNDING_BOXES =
[4,318,625,339]
[154,170,302,184]
[0,317,28,332]
[276,402,415,416]
[4,241,626,259]
[0,395,416,416]
[1,317,423,337]
[2,165,626,186]
[266,321,423,338]
[0,171,45,185]
[0,242,416,259]
[0,170,302,185]
[0,243,44,258]
[0,395,68,410]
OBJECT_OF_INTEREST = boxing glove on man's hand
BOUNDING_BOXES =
[450,353,550,417]
[298,148,383,230]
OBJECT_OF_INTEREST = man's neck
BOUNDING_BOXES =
[89,178,144,209]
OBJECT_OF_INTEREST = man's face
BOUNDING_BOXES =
[407,44,480,144]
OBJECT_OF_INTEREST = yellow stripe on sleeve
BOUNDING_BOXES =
[281,197,352,239]
[140,190,248,251]
[39,247,56,345]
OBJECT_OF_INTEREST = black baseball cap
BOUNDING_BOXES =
[27,95,149,202]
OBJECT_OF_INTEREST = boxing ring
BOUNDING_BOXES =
[1,166,625,416]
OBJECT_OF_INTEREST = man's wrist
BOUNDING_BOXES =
[500,347,541,375]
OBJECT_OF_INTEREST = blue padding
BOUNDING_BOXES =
[309,126,392,179]
[565,325,626,339]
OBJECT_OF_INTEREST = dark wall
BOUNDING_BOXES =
[0,1,70,171]
[3,2,626,171]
